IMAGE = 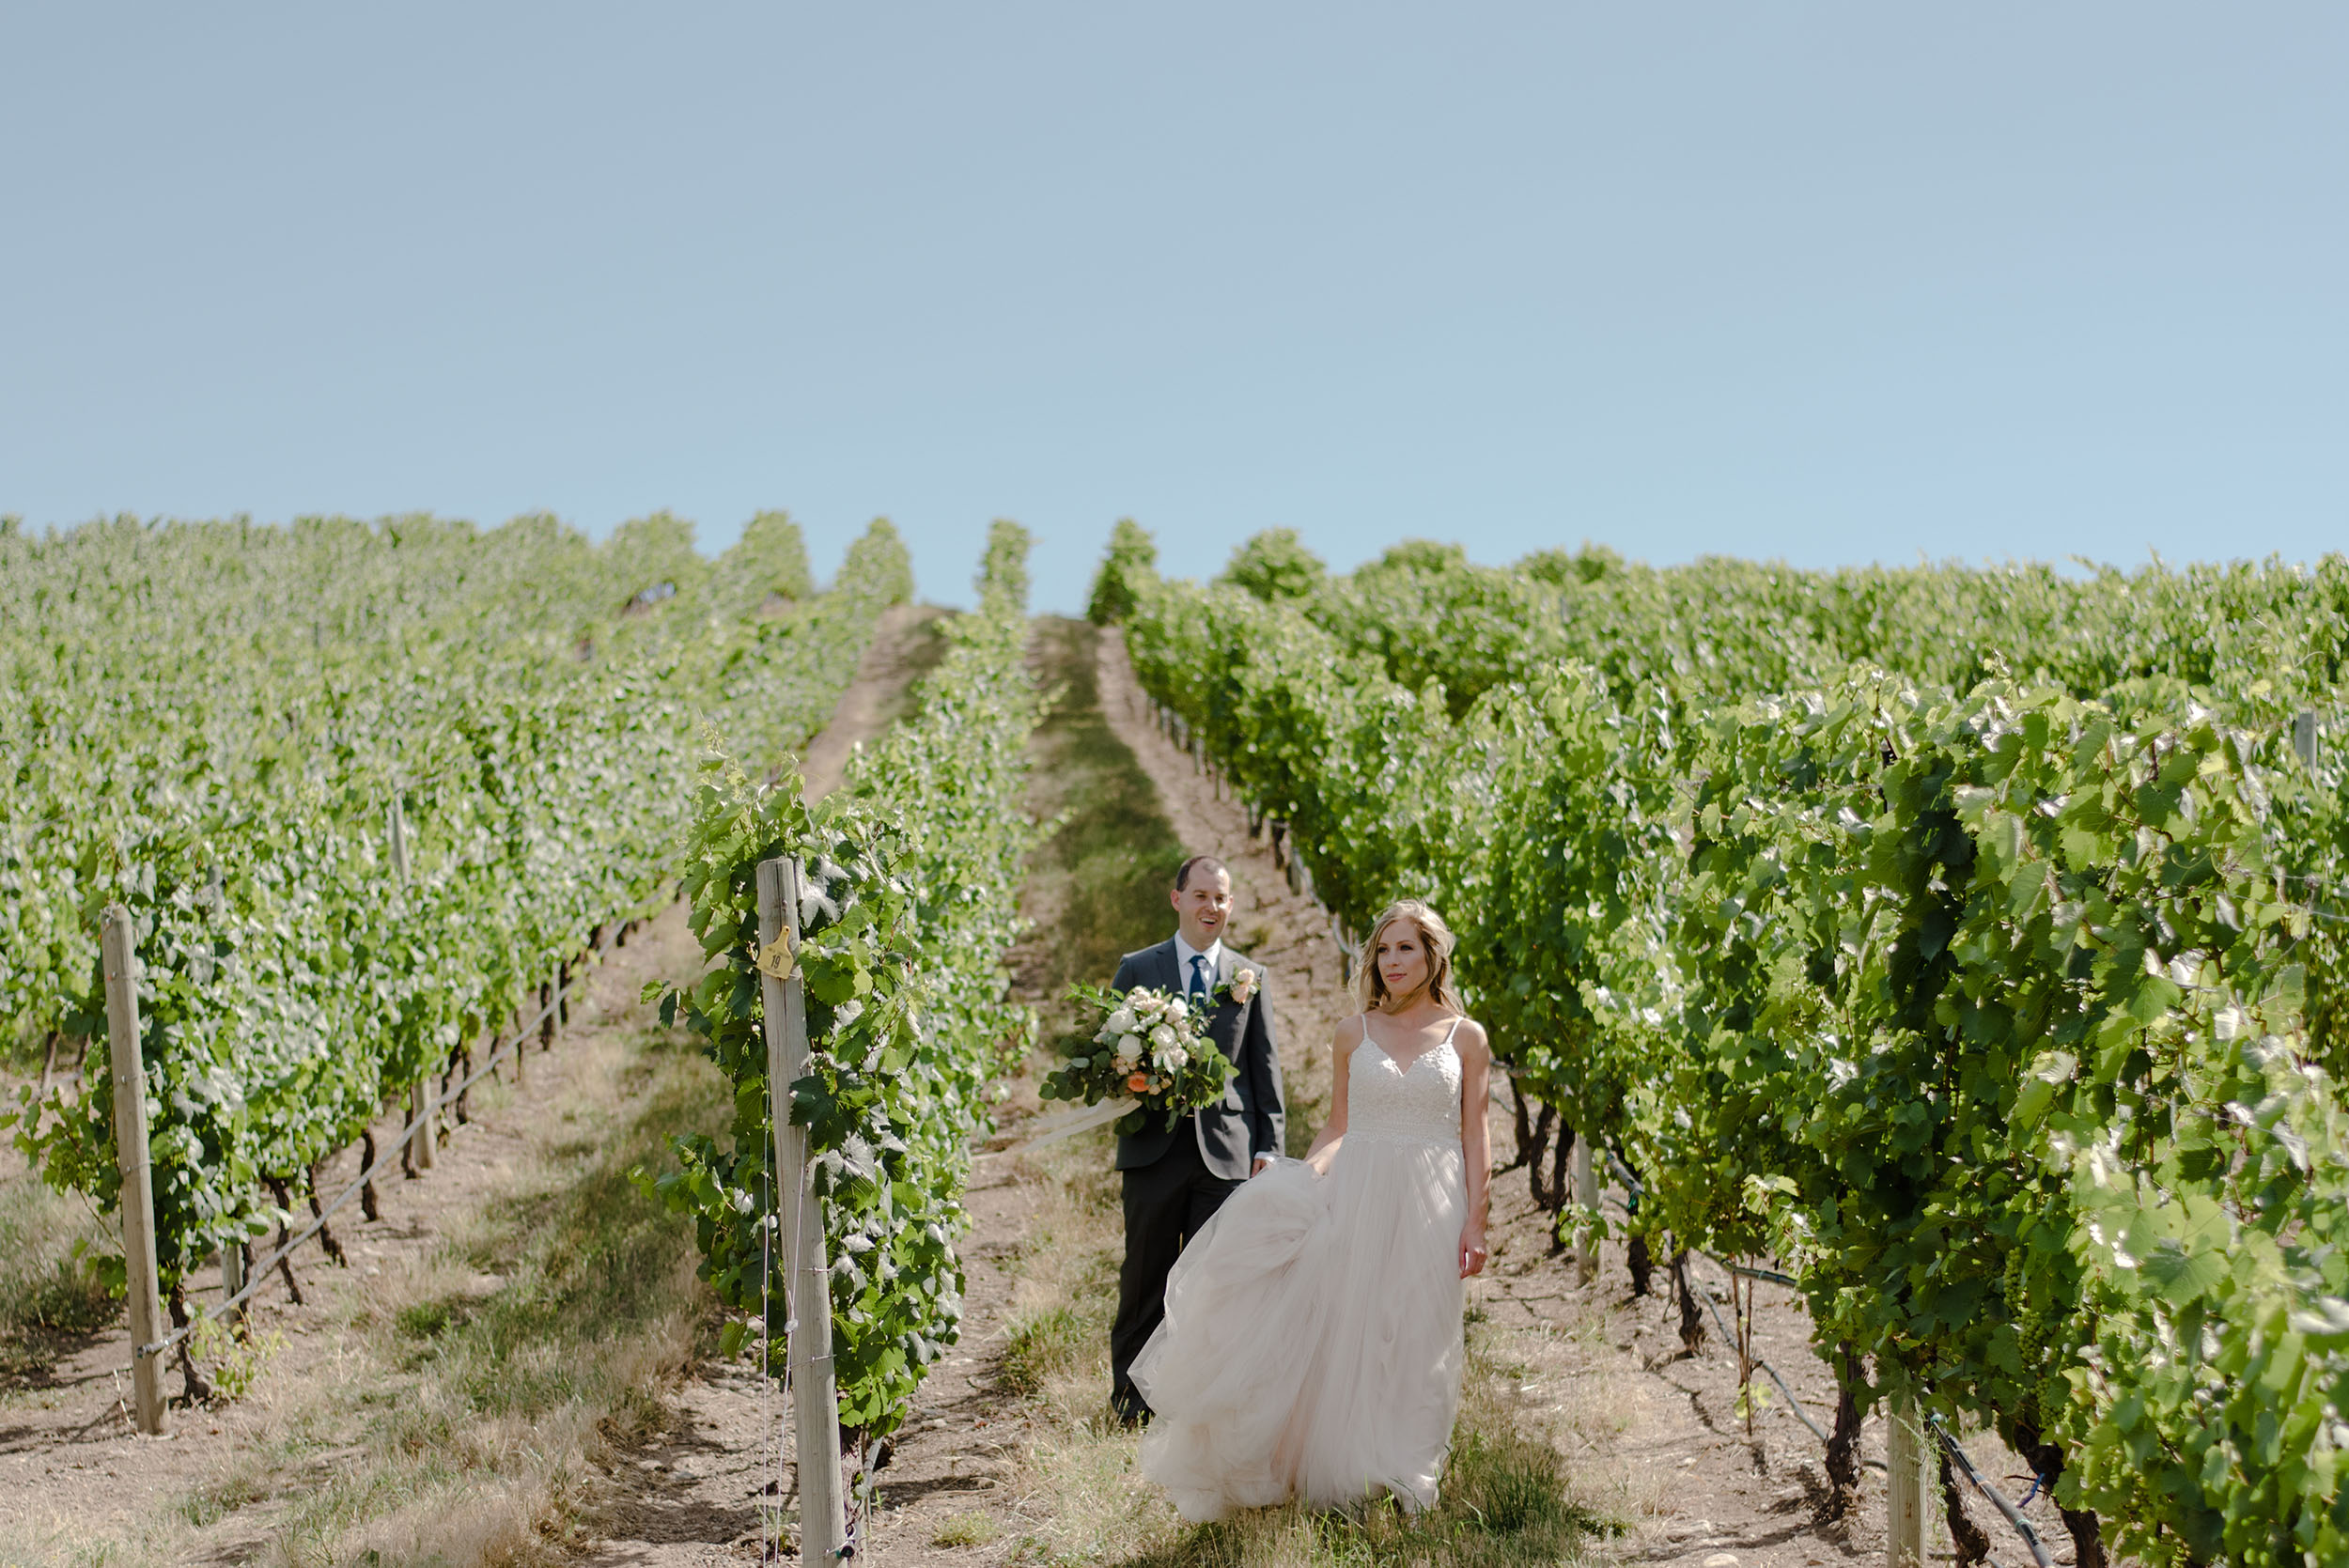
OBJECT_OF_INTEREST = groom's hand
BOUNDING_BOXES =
[1251,1155,1274,1177]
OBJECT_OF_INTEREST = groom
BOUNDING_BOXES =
[1107,854,1286,1426]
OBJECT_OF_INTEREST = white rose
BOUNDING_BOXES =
[1113,1034,1144,1067]
[1230,969,1258,1002]
[1165,997,1188,1023]
[1156,1044,1188,1072]
[1149,1023,1177,1048]
[1107,1007,1136,1035]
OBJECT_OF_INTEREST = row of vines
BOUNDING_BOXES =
[1098,521,2349,1568]
[647,520,1043,1445]
[1,509,909,1328]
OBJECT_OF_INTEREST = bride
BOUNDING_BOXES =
[1130,898,1492,1521]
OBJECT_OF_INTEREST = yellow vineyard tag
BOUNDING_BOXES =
[754,931,797,981]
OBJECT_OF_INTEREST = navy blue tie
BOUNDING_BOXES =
[1189,954,1209,1000]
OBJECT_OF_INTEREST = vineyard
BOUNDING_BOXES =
[0,510,1057,1563]
[1104,524,2349,1568]
[9,508,2349,1567]
[2,511,912,1352]
[646,519,1041,1467]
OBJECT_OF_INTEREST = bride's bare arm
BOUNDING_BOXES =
[1302,1018,1357,1165]
[1455,1021,1492,1278]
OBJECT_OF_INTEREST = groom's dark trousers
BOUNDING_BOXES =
[1107,939,1284,1420]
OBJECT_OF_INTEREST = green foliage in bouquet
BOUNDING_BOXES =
[1040,982,1236,1134]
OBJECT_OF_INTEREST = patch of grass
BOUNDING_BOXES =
[1020,617,1190,1026]
[116,1016,734,1568]
[0,1144,119,1384]
[394,1299,463,1340]
[930,1510,1003,1547]
[1013,1328,1613,1568]
[1000,1304,1087,1398]
[179,1465,273,1528]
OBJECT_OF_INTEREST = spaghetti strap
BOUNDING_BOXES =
[1441,1015,1463,1048]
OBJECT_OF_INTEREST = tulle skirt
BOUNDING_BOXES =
[1130,1132,1468,1522]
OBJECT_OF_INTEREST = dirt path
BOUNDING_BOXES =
[798,604,950,799]
[0,608,942,1568]
[0,898,714,1566]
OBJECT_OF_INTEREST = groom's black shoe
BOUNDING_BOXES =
[1111,1386,1152,1429]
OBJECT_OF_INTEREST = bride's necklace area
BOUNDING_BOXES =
[1363,1004,1455,1074]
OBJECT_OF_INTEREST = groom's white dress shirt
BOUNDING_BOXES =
[1173,934,1223,997]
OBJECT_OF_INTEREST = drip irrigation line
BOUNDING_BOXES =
[1931,1413,2055,1568]
[1723,1260,1800,1289]
[134,924,616,1364]
[1688,1262,2050,1566]
[1614,1154,2048,1561]
[1689,1272,1862,1461]
[1936,1408,2048,1568]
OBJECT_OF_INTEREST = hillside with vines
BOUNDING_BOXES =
[1101,523,2349,1568]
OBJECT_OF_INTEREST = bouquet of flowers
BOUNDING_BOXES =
[1040,982,1236,1132]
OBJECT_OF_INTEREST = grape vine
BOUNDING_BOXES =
[3,510,907,1313]
[645,520,1043,1440]
[1108,525,2349,1565]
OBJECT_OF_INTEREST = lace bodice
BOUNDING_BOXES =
[1345,1017,1464,1150]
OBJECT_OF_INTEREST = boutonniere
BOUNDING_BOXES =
[1220,967,1260,1005]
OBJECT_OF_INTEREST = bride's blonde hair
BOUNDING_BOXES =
[1354,900,1461,1014]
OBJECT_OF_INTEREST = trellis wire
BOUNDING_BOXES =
[134,922,616,1364]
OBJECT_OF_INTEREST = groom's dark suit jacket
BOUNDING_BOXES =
[1110,939,1285,1181]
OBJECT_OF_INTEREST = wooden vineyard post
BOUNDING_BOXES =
[222,1235,246,1327]
[1885,1390,1928,1568]
[757,857,845,1563]
[101,906,170,1436]
[390,806,433,1168]
[387,790,411,884]
[410,1079,436,1171]
[2295,709,2318,769]
[1573,1134,1599,1284]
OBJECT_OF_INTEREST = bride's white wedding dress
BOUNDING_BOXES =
[1131,1014,1469,1521]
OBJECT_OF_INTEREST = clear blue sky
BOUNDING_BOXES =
[4,6,2341,613]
